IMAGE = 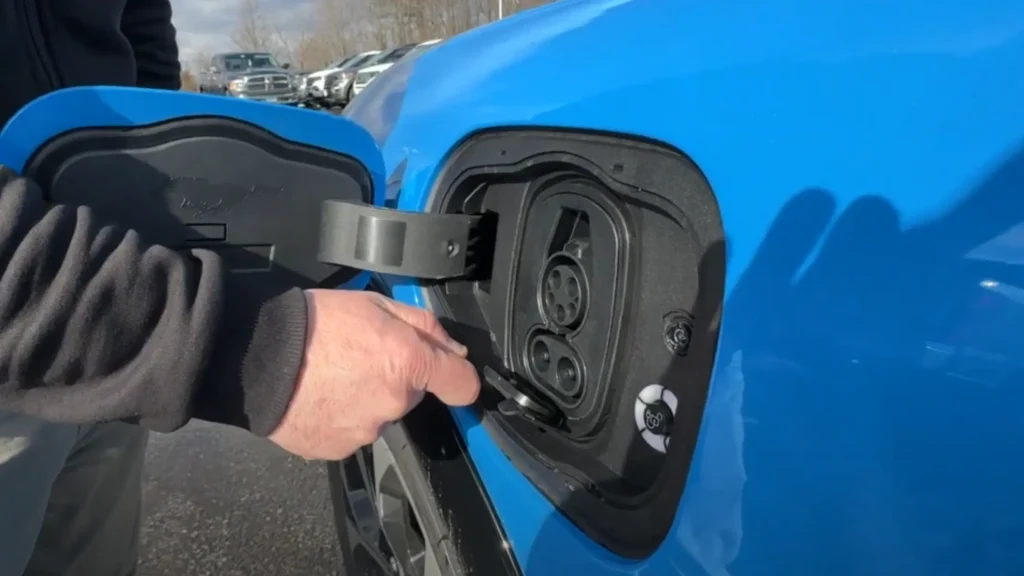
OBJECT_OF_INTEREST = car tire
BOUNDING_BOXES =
[327,416,458,576]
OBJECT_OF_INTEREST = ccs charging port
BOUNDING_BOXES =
[424,129,724,559]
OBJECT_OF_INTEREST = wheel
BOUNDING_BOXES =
[327,279,520,576]
[328,421,452,576]
[326,399,523,576]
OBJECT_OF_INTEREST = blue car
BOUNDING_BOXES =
[2,0,1023,574]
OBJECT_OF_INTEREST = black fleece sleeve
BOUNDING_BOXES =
[120,0,182,90]
[0,167,307,435]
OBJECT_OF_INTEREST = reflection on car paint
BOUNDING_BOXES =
[350,0,1024,573]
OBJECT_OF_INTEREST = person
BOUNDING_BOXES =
[0,0,481,574]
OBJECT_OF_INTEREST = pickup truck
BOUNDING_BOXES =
[198,52,300,105]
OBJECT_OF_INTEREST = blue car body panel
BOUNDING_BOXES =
[4,0,1023,572]
[348,0,1024,574]
[0,86,387,291]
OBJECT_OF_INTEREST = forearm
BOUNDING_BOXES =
[0,167,305,434]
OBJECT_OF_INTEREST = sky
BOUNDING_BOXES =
[172,0,315,63]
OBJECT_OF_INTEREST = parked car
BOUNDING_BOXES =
[197,52,300,104]
[345,39,443,106]
[291,70,315,96]
[331,42,421,107]
[326,76,349,105]
[335,40,440,108]
[303,56,354,97]
[401,38,443,60]
[349,63,391,98]
[305,51,380,102]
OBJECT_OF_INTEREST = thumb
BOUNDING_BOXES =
[376,297,468,357]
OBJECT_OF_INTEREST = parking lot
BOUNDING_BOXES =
[137,422,339,576]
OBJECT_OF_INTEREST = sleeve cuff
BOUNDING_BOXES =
[193,281,309,436]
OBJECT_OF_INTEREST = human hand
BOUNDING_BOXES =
[267,289,480,460]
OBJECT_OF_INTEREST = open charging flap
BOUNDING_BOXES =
[0,86,397,291]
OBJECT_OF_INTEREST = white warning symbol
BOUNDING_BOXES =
[634,384,677,454]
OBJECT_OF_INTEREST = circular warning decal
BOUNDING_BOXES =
[634,384,678,453]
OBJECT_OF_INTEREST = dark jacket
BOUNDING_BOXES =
[0,0,306,435]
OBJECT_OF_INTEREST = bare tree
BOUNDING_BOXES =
[208,0,558,77]
[294,36,332,71]
[231,0,273,52]
[186,47,213,73]
[315,0,359,55]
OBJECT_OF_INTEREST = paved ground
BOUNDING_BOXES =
[137,421,341,576]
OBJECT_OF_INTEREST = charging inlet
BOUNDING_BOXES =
[421,129,726,559]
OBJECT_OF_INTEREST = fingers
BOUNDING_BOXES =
[375,296,468,356]
[367,292,480,406]
[419,338,481,406]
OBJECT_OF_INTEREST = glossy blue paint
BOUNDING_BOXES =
[0,86,387,291]
[350,0,1024,573]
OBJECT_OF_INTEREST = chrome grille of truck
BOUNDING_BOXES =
[243,75,292,93]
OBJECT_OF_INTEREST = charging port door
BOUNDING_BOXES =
[1,86,392,291]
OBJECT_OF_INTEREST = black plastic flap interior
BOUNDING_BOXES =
[23,116,374,289]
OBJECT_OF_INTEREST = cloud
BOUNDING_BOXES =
[171,0,317,61]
